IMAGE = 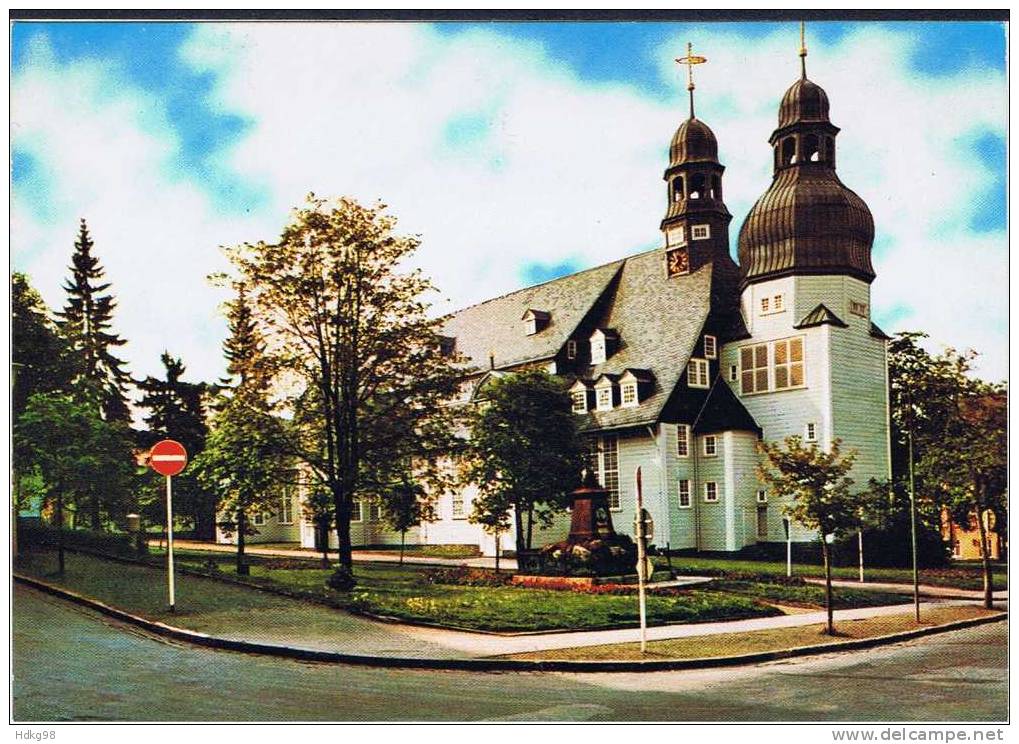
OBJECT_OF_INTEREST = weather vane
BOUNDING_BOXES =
[675,42,707,119]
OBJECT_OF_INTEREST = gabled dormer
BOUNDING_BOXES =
[619,368,655,407]
[589,328,619,365]
[569,378,594,414]
[522,308,551,335]
[592,373,620,411]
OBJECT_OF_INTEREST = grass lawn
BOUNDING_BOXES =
[656,555,1008,591]
[712,580,912,609]
[17,549,780,633]
[502,605,1004,661]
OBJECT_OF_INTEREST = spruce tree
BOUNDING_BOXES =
[57,219,132,422]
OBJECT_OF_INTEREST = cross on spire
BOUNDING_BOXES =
[675,42,707,119]
[799,21,808,79]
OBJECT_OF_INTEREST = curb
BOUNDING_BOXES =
[14,572,1007,673]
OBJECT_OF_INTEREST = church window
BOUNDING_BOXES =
[689,173,706,199]
[585,435,620,509]
[596,386,613,411]
[729,364,738,382]
[703,435,717,456]
[621,383,638,406]
[804,134,821,163]
[687,358,709,388]
[251,511,265,526]
[566,339,577,359]
[703,334,717,359]
[673,176,685,202]
[279,488,294,524]
[760,297,770,314]
[757,489,768,504]
[740,343,770,394]
[692,224,711,240]
[805,422,817,442]
[572,390,588,414]
[351,498,363,523]
[781,137,796,166]
[773,294,784,311]
[678,479,691,508]
[774,337,805,390]
[451,492,465,519]
[704,482,719,502]
[849,300,868,318]
[677,424,690,457]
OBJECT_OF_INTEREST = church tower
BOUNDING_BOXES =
[661,44,735,283]
[725,26,891,535]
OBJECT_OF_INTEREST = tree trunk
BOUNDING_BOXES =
[975,496,994,609]
[526,505,534,552]
[400,529,406,565]
[236,509,249,576]
[821,537,834,635]
[513,504,525,558]
[333,489,353,573]
[494,533,501,574]
[56,491,65,575]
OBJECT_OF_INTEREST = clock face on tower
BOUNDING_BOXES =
[666,246,689,277]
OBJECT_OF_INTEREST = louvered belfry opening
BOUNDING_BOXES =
[738,73,875,288]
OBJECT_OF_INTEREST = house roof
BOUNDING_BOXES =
[580,250,717,431]
[441,259,624,372]
[692,377,761,435]
[794,302,848,329]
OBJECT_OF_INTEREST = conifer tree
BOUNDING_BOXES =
[57,219,132,422]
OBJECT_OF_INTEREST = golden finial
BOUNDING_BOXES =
[676,42,707,119]
[799,21,808,79]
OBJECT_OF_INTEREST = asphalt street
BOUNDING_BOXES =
[12,583,1007,722]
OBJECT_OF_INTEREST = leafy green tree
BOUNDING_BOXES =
[758,436,859,635]
[375,474,433,565]
[137,352,215,538]
[224,194,463,583]
[12,273,76,420]
[56,219,132,422]
[463,369,584,558]
[15,392,135,569]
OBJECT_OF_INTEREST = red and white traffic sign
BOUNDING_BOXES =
[149,439,188,477]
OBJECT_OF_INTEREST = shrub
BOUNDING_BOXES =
[326,567,357,592]
[18,523,139,557]
[424,566,513,587]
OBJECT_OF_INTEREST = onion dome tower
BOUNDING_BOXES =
[737,26,875,288]
[661,43,734,280]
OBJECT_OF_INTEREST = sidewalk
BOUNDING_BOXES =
[804,577,1008,602]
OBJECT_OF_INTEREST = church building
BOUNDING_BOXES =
[226,36,892,557]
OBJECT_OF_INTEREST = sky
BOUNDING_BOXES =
[10,19,1008,388]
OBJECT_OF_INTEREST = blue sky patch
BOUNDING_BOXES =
[520,258,585,286]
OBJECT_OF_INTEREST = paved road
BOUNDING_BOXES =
[13,584,1007,722]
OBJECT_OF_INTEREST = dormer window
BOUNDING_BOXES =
[596,387,612,410]
[593,374,618,411]
[566,340,577,359]
[618,368,653,408]
[687,358,709,389]
[438,335,456,357]
[589,328,619,365]
[621,383,637,406]
[703,334,717,359]
[569,379,592,414]
[522,309,550,336]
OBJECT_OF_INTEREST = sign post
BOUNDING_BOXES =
[149,439,188,612]
[634,466,650,654]
[783,516,792,578]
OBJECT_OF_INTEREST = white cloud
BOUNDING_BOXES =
[11,22,1007,388]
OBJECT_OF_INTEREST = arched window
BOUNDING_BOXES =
[690,173,706,200]
[803,134,820,162]
[673,176,685,202]
[781,137,796,166]
[711,175,722,201]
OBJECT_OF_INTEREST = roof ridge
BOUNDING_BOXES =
[442,246,659,319]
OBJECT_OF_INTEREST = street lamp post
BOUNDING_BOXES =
[907,429,920,622]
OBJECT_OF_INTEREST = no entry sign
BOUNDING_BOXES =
[150,439,188,477]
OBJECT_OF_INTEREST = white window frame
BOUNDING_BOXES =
[251,511,265,526]
[703,435,717,457]
[704,482,719,503]
[621,382,638,407]
[805,422,817,442]
[761,294,785,316]
[351,498,363,523]
[585,435,620,510]
[757,489,768,504]
[740,342,770,395]
[676,424,690,458]
[451,492,466,520]
[729,363,738,382]
[279,490,294,524]
[687,358,709,389]
[703,334,717,359]
[691,224,711,240]
[571,390,588,414]
[566,339,577,359]
[596,385,613,411]
[369,501,381,522]
[760,296,770,314]
[678,479,691,508]
[773,336,806,391]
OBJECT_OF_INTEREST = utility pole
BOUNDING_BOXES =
[908,429,920,622]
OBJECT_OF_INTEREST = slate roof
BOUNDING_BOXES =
[579,250,716,431]
[692,377,761,435]
[441,259,624,372]
[794,302,848,329]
